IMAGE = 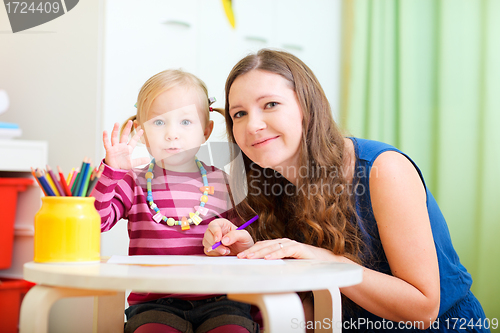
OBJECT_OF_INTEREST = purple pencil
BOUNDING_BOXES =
[211,215,259,251]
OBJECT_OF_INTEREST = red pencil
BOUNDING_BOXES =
[57,166,73,196]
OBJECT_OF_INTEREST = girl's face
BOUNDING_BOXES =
[228,70,303,175]
[142,86,213,172]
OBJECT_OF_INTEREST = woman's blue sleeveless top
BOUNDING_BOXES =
[347,137,487,332]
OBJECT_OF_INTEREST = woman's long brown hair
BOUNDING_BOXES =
[224,49,365,264]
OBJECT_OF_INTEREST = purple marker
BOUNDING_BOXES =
[211,215,259,251]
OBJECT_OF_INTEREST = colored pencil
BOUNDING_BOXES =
[66,168,75,185]
[35,169,56,196]
[69,168,78,189]
[210,215,259,251]
[71,162,85,195]
[57,166,72,196]
[73,158,89,196]
[44,169,60,196]
[31,167,48,196]
[79,163,93,197]
[46,165,65,196]
[86,164,104,196]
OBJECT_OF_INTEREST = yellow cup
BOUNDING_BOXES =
[34,197,100,263]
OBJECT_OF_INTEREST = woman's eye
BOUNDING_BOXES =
[181,119,191,126]
[233,111,247,119]
[153,119,164,126]
[265,102,278,109]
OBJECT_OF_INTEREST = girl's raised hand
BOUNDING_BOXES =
[103,121,149,170]
[203,218,255,256]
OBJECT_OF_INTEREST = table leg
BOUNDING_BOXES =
[93,291,126,332]
[313,288,342,333]
[19,285,119,333]
[228,292,305,333]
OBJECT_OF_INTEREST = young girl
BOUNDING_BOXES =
[93,69,258,333]
[203,49,489,332]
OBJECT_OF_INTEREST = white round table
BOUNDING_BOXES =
[20,257,362,333]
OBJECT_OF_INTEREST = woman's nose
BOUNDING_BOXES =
[246,113,266,134]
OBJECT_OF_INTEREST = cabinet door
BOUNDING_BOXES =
[275,0,341,118]
[102,0,198,134]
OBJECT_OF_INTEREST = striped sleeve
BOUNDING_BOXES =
[92,162,138,232]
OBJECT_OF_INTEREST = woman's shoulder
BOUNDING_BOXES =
[349,137,402,164]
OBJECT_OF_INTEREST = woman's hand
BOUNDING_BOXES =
[203,218,255,256]
[103,121,149,170]
[237,238,344,261]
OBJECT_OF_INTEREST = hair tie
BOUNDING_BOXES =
[209,107,213,112]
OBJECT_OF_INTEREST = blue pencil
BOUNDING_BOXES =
[211,215,259,251]
[35,169,56,196]
[76,160,91,197]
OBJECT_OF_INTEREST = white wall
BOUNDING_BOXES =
[0,1,342,331]
[0,0,103,172]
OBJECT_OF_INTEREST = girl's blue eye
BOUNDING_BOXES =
[181,119,191,126]
[153,119,164,126]
[265,102,278,108]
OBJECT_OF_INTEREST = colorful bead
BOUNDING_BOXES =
[146,157,212,230]
[152,212,162,223]
[181,217,190,230]
[189,212,202,225]
[200,186,214,195]
[195,206,209,216]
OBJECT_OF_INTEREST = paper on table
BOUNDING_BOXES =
[108,255,285,266]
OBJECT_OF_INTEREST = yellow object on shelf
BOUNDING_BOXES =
[34,197,100,263]
[221,0,235,28]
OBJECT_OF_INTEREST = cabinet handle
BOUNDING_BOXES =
[14,224,34,236]
[282,44,303,52]
[162,20,191,29]
[245,36,268,44]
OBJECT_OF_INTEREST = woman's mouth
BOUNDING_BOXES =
[251,136,279,147]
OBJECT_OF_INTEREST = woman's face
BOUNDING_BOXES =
[228,70,303,174]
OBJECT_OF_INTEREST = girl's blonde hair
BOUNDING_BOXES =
[121,69,223,134]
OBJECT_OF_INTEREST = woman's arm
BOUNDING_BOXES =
[340,151,440,325]
[237,151,440,328]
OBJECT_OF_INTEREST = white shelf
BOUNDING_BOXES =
[0,140,48,171]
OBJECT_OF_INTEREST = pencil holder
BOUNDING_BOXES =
[34,197,100,263]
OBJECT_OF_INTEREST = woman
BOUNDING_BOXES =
[203,49,488,332]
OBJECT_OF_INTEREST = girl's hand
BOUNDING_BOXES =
[237,238,343,261]
[103,121,149,170]
[203,218,255,256]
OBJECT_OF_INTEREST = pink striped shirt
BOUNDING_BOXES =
[93,161,236,304]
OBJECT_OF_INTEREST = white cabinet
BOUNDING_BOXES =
[0,140,48,278]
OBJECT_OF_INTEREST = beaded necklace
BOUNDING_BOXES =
[145,158,214,231]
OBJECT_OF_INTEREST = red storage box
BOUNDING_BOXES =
[0,178,34,269]
[0,278,36,333]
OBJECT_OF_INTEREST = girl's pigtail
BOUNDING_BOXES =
[120,115,138,136]
[209,107,225,116]
[208,97,225,116]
